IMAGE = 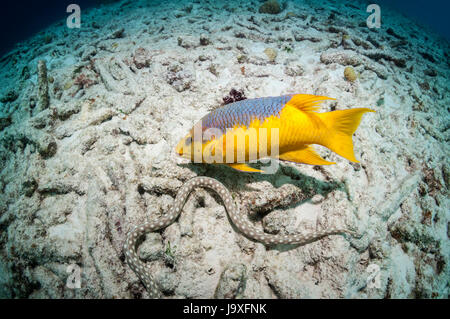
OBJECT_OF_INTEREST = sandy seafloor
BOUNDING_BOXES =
[0,0,448,298]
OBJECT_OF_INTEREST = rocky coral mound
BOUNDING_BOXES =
[0,0,448,298]
[259,0,283,15]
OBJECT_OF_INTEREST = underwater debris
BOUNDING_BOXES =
[424,68,437,77]
[378,174,421,220]
[214,263,247,298]
[198,55,210,61]
[111,27,125,39]
[37,60,49,112]
[282,45,293,53]
[389,215,439,253]
[294,34,321,43]
[164,241,176,262]
[236,54,249,63]
[80,131,98,155]
[22,178,38,197]
[222,88,246,105]
[0,90,18,103]
[351,37,372,50]
[259,0,282,14]
[165,64,193,92]
[422,166,443,197]
[262,208,297,235]
[88,108,116,126]
[207,63,219,76]
[137,233,164,263]
[43,34,53,44]
[93,58,123,92]
[419,81,430,91]
[174,10,186,18]
[394,58,406,68]
[285,11,296,19]
[21,65,30,80]
[199,34,210,46]
[328,26,345,34]
[366,35,381,49]
[81,46,97,61]
[0,115,11,131]
[183,4,193,14]
[344,66,357,82]
[320,49,362,66]
[386,27,405,40]
[177,37,194,49]
[364,61,388,80]
[264,47,277,62]
[234,31,247,39]
[420,52,436,63]
[57,102,82,121]
[36,131,57,158]
[321,49,389,79]
[74,74,95,89]
[29,109,55,129]
[363,51,407,68]
[63,81,73,91]
[284,64,305,77]
[177,36,197,49]
[133,47,151,69]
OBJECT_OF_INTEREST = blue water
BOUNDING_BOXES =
[0,0,448,300]
[0,0,449,57]
[375,0,450,39]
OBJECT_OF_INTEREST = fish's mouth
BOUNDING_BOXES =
[175,143,184,156]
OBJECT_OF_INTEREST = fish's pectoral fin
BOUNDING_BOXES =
[287,94,336,113]
[279,145,335,165]
[226,163,263,173]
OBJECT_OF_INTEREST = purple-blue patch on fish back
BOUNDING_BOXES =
[201,95,294,135]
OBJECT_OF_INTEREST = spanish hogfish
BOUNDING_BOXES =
[176,94,374,171]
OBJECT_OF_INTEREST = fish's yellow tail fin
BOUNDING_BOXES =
[319,108,375,163]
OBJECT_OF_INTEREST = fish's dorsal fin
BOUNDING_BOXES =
[279,145,336,165]
[286,94,336,113]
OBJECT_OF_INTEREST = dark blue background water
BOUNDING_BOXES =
[376,0,450,39]
[0,0,449,57]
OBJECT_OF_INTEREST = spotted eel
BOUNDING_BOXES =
[123,176,354,298]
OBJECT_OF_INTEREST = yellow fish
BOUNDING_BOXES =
[176,94,374,172]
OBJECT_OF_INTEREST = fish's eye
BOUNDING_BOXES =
[185,136,192,145]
